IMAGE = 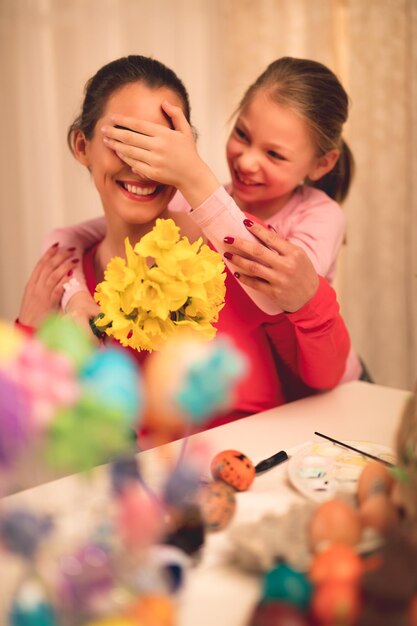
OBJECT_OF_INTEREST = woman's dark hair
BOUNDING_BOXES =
[237,57,354,203]
[67,55,192,153]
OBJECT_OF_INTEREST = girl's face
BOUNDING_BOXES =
[76,82,183,227]
[226,90,332,218]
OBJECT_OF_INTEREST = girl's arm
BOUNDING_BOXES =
[42,216,106,312]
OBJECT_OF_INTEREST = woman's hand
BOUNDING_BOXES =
[18,244,80,327]
[100,102,219,208]
[223,220,320,313]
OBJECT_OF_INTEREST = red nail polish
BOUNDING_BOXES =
[71,258,80,263]
[234,272,240,279]
[224,252,233,261]
[223,236,234,244]
[51,242,59,248]
[243,219,253,227]
[67,269,73,277]
[67,246,76,252]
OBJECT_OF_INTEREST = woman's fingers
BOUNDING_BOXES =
[18,245,80,327]
[243,219,296,256]
[223,222,319,312]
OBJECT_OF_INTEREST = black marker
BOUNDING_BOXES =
[255,450,289,474]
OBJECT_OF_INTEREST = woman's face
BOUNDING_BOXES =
[79,82,184,227]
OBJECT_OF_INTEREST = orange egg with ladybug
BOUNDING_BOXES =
[210,449,255,491]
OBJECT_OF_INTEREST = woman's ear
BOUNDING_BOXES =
[72,130,91,166]
[309,148,340,182]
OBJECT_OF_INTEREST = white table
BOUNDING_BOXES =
[0,381,410,625]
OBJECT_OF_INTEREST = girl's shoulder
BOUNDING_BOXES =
[288,186,345,225]
[269,186,345,241]
[297,185,342,211]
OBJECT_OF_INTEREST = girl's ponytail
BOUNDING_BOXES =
[310,139,355,203]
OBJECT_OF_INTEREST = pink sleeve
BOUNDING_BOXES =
[265,277,350,390]
[42,216,106,310]
[189,186,283,315]
[271,189,345,283]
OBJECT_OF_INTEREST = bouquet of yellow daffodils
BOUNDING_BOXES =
[93,218,226,352]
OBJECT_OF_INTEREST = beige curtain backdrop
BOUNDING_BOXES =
[0,0,416,390]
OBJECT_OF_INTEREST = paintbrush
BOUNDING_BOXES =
[314,431,395,468]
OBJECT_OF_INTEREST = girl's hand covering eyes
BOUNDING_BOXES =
[223,220,320,312]
[18,245,80,327]
[101,102,220,208]
[101,102,198,188]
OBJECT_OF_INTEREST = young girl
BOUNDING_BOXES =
[18,55,351,430]
[46,57,362,383]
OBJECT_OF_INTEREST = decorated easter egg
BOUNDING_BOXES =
[262,562,312,610]
[80,347,142,426]
[0,320,25,362]
[85,618,136,626]
[148,544,191,592]
[36,314,94,370]
[409,593,417,626]
[164,503,205,556]
[309,544,363,585]
[117,484,165,549]
[359,492,399,533]
[311,580,361,626]
[142,335,246,446]
[197,480,236,531]
[58,543,114,616]
[125,594,175,626]
[247,601,309,626]
[0,510,53,559]
[309,498,362,551]
[9,575,57,626]
[210,449,255,491]
[357,461,394,504]
[0,374,30,468]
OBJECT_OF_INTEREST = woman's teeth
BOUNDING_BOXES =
[123,182,157,196]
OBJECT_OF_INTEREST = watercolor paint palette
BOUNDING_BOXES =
[288,440,396,502]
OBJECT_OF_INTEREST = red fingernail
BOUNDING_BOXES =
[243,219,253,227]
[223,236,234,244]
[67,246,76,252]
[52,242,59,248]
[234,272,240,279]
[224,252,233,260]
[67,269,73,277]
[71,258,80,263]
